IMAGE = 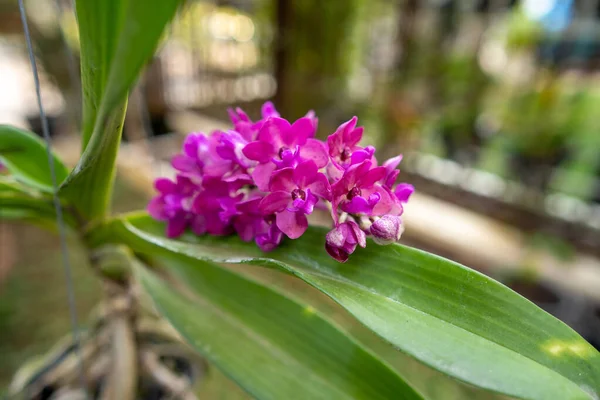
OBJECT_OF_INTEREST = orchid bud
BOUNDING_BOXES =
[370,215,403,245]
[325,221,366,263]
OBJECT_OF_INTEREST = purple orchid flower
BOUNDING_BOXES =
[255,220,284,251]
[190,177,239,236]
[147,176,203,238]
[325,220,366,263]
[259,160,331,239]
[331,160,395,220]
[243,115,327,191]
[172,132,233,179]
[326,117,375,178]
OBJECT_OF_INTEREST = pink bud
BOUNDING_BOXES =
[325,221,366,263]
[370,215,403,245]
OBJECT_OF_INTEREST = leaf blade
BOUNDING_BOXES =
[134,256,423,400]
[0,125,69,192]
[92,214,600,400]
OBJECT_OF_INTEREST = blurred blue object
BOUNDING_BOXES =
[523,0,573,33]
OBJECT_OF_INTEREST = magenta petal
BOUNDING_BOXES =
[299,139,329,168]
[346,126,363,147]
[342,196,374,214]
[182,134,202,157]
[261,101,280,118]
[258,117,290,145]
[154,178,176,194]
[293,160,318,188]
[148,197,167,220]
[276,210,307,239]
[326,163,344,181]
[269,168,295,192]
[395,183,414,203]
[326,132,343,156]
[385,170,400,188]
[166,214,187,238]
[350,149,373,165]
[307,173,332,200]
[252,163,276,191]
[383,155,403,171]
[360,166,387,187]
[259,191,291,214]
[243,141,275,163]
[349,221,367,248]
[191,214,207,235]
[285,117,315,146]
[171,154,197,172]
[371,186,395,215]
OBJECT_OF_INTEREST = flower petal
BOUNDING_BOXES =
[258,117,290,147]
[307,173,332,200]
[359,166,387,187]
[293,160,318,188]
[300,138,329,168]
[242,141,275,163]
[154,178,176,194]
[395,183,414,203]
[276,209,308,239]
[348,221,367,248]
[259,191,291,214]
[383,155,403,171]
[171,154,198,173]
[252,163,276,191]
[341,196,376,214]
[370,186,395,216]
[190,214,207,235]
[285,117,315,146]
[166,213,188,238]
[269,168,295,192]
[261,101,280,119]
[148,197,167,220]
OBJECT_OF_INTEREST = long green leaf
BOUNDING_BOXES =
[135,256,423,400]
[0,193,77,229]
[0,125,69,192]
[91,213,600,400]
[59,0,181,219]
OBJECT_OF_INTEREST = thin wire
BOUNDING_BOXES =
[17,0,88,396]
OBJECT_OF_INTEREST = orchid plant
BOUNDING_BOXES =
[1,0,599,399]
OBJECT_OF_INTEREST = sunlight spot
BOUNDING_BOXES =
[542,339,594,358]
[303,306,316,316]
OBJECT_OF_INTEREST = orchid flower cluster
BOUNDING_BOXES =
[148,102,413,262]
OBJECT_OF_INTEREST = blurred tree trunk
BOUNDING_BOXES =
[273,0,364,135]
[376,0,420,158]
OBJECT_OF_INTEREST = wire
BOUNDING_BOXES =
[17,0,88,397]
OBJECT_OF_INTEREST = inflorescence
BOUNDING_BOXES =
[148,102,413,262]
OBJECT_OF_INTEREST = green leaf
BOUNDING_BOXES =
[59,0,182,219]
[134,256,423,400]
[0,193,77,229]
[0,125,69,192]
[91,213,600,400]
